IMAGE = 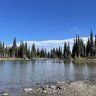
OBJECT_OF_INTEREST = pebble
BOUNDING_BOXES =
[23,88,33,93]
[44,90,47,93]
[50,85,56,89]
[2,93,8,96]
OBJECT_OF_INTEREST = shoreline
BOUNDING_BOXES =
[22,80,96,96]
[0,57,96,62]
[72,57,96,64]
[0,58,29,61]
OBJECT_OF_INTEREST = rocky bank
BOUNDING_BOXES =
[22,80,96,96]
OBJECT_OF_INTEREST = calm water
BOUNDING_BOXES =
[0,59,96,95]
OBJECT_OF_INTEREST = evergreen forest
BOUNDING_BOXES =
[0,30,96,59]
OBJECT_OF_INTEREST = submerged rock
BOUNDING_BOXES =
[23,88,33,93]
[2,90,8,96]
[50,85,57,89]
[2,93,8,96]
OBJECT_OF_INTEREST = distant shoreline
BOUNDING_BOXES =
[0,57,96,63]
[0,58,29,61]
[72,58,96,64]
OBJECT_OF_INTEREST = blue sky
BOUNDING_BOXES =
[0,0,96,44]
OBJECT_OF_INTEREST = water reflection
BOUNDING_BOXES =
[0,59,96,94]
[63,59,72,64]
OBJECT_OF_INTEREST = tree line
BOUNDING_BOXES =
[0,30,96,59]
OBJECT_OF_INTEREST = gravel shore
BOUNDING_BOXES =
[22,80,96,96]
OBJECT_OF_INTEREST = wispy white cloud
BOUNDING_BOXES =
[69,27,80,31]
[69,27,83,35]
[16,37,88,51]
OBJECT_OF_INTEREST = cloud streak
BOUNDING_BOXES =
[17,37,88,51]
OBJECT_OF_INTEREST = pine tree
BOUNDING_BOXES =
[79,38,85,57]
[63,42,71,59]
[18,41,25,58]
[40,48,45,58]
[72,39,76,58]
[37,48,40,58]
[56,46,62,58]
[75,35,80,57]
[0,42,3,58]
[47,51,50,58]
[12,37,17,58]
[93,35,96,57]
[31,43,36,58]
[27,48,31,58]
[90,30,94,57]
[72,36,85,58]
[86,38,90,57]
[67,43,71,58]
[12,38,17,49]
[50,48,56,58]
[25,42,27,55]
[2,42,5,58]
[63,42,67,58]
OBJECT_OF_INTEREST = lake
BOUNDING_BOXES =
[0,59,96,95]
